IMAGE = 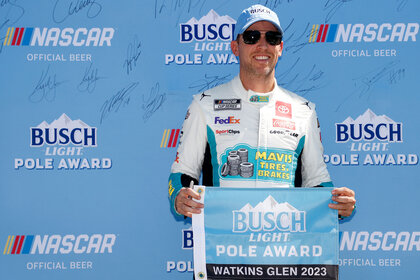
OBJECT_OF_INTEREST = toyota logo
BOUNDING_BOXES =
[277,105,290,114]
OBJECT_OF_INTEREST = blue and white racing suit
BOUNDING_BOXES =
[168,75,333,217]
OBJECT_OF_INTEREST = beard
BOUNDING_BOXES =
[240,58,276,79]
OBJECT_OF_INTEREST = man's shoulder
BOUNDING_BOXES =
[277,85,316,111]
[192,78,235,103]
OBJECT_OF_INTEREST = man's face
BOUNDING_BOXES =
[231,21,283,78]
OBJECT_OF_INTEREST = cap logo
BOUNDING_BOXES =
[250,8,271,15]
[234,5,282,40]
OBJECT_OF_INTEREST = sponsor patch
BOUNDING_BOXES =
[275,101,292,118]
[214,99,241,110]
[215,129,240,135]
[273,119,296,130]
[214,116,240,124]
[249,95,269,103]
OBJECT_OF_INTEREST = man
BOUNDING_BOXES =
[168,4,355,219]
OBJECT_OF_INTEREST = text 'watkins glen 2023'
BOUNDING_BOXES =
[14,114,112,171]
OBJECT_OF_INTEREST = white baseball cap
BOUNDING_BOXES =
[234,4,283,40]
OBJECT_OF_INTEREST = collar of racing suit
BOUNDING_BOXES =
[231,75,280,104]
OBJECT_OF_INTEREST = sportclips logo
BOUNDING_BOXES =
[15,114,112,170]
[3,27,114,47]
[233,196,306,233]
[324,109,418,166]
[165,10,238,65]
[3,234,116,255]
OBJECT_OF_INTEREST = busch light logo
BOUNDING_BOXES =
[166,9,238,65]
[180,10,235,43]
[326,109,415,166]
[233,196,306,233]
[336,109,402,143]
[16,114,110,170]
[30,114,97,147]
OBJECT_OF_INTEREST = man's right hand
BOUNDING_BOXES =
[175,187,204,218]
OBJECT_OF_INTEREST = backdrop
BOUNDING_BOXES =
[0,0,418,279]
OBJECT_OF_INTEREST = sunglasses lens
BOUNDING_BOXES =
[242,30,282,45]
[242,31,261,44]
[265,31,282,45]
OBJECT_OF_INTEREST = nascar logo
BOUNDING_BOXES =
[161,129,180,148]
[214,99,241,110]
[3,234,116,255]
[3,235,34,255]
[3,27,114,47]
[309,23,419,43]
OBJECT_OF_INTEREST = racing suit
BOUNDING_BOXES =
[168,75,333,217]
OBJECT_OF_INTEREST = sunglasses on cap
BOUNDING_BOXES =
[241,30,283,46]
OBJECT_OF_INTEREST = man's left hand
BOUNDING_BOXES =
[329,187,356,217]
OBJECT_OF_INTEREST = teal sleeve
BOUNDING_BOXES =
[320,181,334,188]
[168,173,184,218]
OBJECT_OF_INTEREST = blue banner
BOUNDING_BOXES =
[0,1,419,279]
[193,187,339,279]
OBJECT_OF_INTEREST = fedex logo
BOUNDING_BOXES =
[214,116,240,124]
